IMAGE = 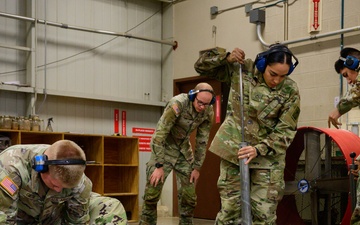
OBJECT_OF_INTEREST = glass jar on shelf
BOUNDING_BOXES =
[31,115,41,132]
[40,119,45,131]
[18,116,25,130]
[0,116,4,129]
[11,117,19,130]
[23,117,31,131]
[3,115,12,129]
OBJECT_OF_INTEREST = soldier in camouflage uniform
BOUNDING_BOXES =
[194,45,301,225]
[0,140,128,225]
[329,48,360,225]
[328,47,360,129]
[89,192,128,225]
[139,83,215,225]
[352,154,360,225]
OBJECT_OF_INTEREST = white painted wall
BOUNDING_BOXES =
[172,0,360,129]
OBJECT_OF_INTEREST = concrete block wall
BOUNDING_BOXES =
[259,1,359,129]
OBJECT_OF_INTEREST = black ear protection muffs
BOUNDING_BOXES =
[188,89,216,105]
[32,154,86,173]
[255,45,299,75]
[339,55,360,71]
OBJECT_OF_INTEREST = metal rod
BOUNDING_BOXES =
[0,11,35,22]
[0,43,32,52]
[256,23,360,47]
[238,64,252,225]
[239,65,245,143]
[217,0,260,14]
[251,0,285,11]
[0,11,177,49]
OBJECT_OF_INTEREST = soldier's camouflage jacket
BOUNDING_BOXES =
[194,48,301,170]
[0,144,92,224]
[338,72,360,115]
[149,93,214,170]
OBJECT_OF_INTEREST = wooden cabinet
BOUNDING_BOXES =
[0,129,139,222]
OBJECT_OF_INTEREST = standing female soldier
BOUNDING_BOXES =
[194,44,301,225]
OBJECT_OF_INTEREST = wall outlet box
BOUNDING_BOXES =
[210,6,218,15]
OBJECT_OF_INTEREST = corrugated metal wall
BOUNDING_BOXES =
[34,0,163,102]
[0,2,28,84]
[0,0,166,132]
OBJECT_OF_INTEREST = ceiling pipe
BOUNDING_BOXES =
[255,22,360,47]
[283,0,288,41]
[0,11,178,50]
[0,43,32,51]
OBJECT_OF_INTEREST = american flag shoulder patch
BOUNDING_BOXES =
[172,104,180,116]
[0,176,18,196]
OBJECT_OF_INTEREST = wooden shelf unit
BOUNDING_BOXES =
[0,129,139,222]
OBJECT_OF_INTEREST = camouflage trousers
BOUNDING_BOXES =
[215,159,284,225]
[351,178,360,225]
[89,192,128,225]
[14,192,128,225]
[140,156,196,225]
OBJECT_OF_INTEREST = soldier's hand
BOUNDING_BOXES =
[150,168,164,187]
[190,169,200,186]
[351,169,360,177]
[238,145,257,165]
[328,108,342,129]
[226,48,245,64]
[350,169,360,181]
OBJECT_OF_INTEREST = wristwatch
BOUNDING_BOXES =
[155,162,163,168]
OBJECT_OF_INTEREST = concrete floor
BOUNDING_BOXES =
[129,217,215,225]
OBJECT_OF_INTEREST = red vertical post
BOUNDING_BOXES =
[114,109,119,134]
[122,111,127,136]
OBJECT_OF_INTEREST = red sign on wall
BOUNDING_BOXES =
[132,127,155,152]
[132,127,155,134]
[133,135,152,152]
